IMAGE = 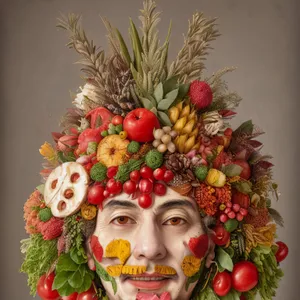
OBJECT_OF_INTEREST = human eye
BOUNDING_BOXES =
[163,217,187,226]
[111,216,136,225]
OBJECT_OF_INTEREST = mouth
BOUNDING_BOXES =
[124,273,175,290]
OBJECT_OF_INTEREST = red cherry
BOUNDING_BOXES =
[220,214,229,223]
[236,213,244,221]
[139,179,153,194]
[87,185,105,205]
[224,207,231,214]
[226,202,233,208]
[111,115,124,126]
[130,170,141,182]
[123,180,137,194]
[138,193,153,209]
[228,211,236,219]
[107,166,119,178]
[153,168,165,181]
[275,241,289,263]
[153,183,167,196]
[163,170,174,182]
[140,166,154,179]
[233,203,241,212]
[239,208,248,216]
[106,178,122,194]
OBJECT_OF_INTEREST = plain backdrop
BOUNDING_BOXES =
[1,0,299,299]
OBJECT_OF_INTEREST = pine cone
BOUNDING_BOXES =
[165,153,191,172]
[129,143,153,161]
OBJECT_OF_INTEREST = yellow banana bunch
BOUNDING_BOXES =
[168,101,200,153]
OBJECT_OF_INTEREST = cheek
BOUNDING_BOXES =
[90,234,103,262]
[187,234,209,259]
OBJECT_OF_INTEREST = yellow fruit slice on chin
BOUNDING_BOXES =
[97,135,129,167]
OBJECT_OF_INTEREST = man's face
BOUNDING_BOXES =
[89,188,206,300]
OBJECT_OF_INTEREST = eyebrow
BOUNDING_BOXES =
[103,200,138,210]
[156,199,195,211]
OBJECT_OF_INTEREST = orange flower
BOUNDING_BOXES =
[181,255,202,277]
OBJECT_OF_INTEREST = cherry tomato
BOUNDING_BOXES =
[123,180,137,194]
[130,170,140,182]
[139,179,153,194]
[153,183,167,196]
[275,241,289,263]
[107,166,118,178]
[77,286,98,300]
[111,115,124,126]
[61,292,78,300]
[138,193,152,209]
[37,273,60,300]
[231,261,258,292]
[87,185,105,205]
[163,170,174,182]
[140,166,154,179]
[106,179,122,194]
[211,225,230,246]
[213,271,232,296]
[153,168,165,181]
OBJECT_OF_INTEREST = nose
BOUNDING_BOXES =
[133,217,167,261]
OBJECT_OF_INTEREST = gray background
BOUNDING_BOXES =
[1,0,299,299]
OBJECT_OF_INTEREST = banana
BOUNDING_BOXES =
[169,106,180,124]
[181,119,195,135]
[173,116,187,132]
[175,134,188,153]
[184,136,196,153]
[180,104,190,118]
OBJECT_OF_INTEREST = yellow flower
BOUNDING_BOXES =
[105,239,131,264]
[181,255,202,277]
[81,203,97,220]
[155,265,177,275]
[122,265,147,275]
[107,265,123,277]
[39,142,57,164]
[206,169,226,187]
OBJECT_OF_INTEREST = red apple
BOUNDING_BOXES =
[232,160,251,180]
[123,108,160,142]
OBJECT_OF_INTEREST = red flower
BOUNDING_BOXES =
[37,217,64,240]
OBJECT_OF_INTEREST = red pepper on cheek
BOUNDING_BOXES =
[90,235,103,262]
[188,234,209,259]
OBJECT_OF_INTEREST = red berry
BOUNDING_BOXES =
[163,170,174,182]
[112,115,124,125]
[88,185,105,205]
[106,178,122,194]
[236,213,244,221]
[138,193,152,209]
[226,202,233,208]
[130,170,140,182]
[153,183,167,196]
[153,168,165,181]
[139,179,153,194]
[123,180,137,194]
[224,207,231,214]
[140,166,154,179]
[189,80,213,109]
[228,211,236,219]
[233,203,241,212]
[275,241,289,262]
[220,214,229,223]
[239,208,248,216]
[107,166,118,178]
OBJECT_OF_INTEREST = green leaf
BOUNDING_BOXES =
[36,184,45,195]
[129,18,143,73]
[223,164,243,177]
[185,260,205,291]
[233,181,252,194]
[234,120,254,136]
[57,281,76,297]
[115,28,132,66]
[95,260,117,294]
[150,107,158,115]
[68,268,84,288]
[153,82,164,102]
[163,75,179,95]
[140,97,155,110]
[77,273,92,294]
[220,289,241,300]
[157,111,172,126]
[178,83,190,99]
[53,271,71,289]
[157,88,179,110]
[217,247,234,272]
[56,253,78,272]
[70,247,87,265]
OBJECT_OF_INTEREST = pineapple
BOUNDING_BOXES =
[97,135,129,167]
[168,101,200,153]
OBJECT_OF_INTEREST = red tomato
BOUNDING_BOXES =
[111,115,124,125]
[37,273,60,300]
[123,180,137,194]
[61,292,78,300]
[275,241,289,263]
[163,170,174,183]
[153,183,167,196]
[211,225,230,246]
[153,168,165,181]
[213,271,232,296]
[130,170,140,182]
[106,166,118,178]
[140,166,154,179]
[106,179,123,194]
[87,185,105,205]
[138,193,153,209]
[139,179,153,194]
[231,261,258,292]
[123,108,160,142]
[85,107,114,130]
[77,286,97,300]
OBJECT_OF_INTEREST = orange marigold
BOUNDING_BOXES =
[24,190,43,234]
[215,184,232,205]
[245,207,270,228]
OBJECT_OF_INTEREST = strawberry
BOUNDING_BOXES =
[188,234,209,259]
[189,80,213,109]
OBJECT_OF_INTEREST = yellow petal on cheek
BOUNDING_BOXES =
[107,265,123,277]
[181,255,202,277]
[155,265,177,275]
[105,239,131,264]
[122,265,147,275]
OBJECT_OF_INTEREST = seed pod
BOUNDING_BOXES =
[154,129,164,140]
[157,144,167,153]
[167,142,176,153]
[153,139,161,148]
[161,134,171,145]
[169,131,178,138]
[162,126,172,133]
